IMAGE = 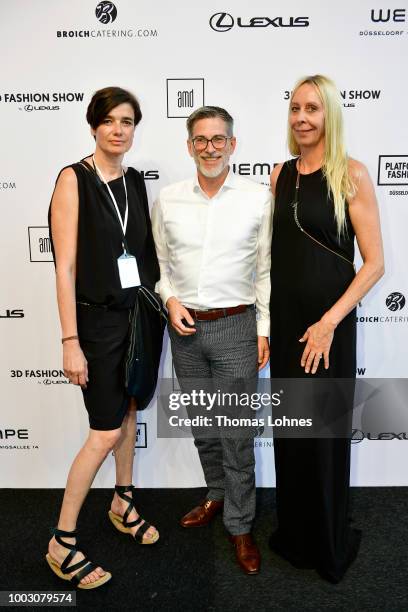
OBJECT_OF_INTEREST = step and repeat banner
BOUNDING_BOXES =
[1,1,407,487]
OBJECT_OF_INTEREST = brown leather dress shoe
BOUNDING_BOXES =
[229,533,260,575]
[180,499,223,528]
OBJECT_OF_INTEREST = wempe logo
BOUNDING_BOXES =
[209,12,309,32]
[232,162,272,177]
[232,162,273,185]
[0,428,38,451]
[371,8,406,23]
[377,155,408,186]
[0,428,28,440]
[360,8,406,36]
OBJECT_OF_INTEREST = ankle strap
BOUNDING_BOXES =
[52,527,78,552]
[114,485,136,527]
[52,527,78,539]
[114,484,134,494]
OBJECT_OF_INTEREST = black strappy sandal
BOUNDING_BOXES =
[45,528,111,589]
[108,485,159,545]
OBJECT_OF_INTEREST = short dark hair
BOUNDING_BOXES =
[186,106,233,138]
[86,86,142,129]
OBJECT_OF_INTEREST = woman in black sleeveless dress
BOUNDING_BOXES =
[46,87,160,589]
[269,75,384,583]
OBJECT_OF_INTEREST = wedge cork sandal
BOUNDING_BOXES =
[45,527,111,590]
[108,484,159,545]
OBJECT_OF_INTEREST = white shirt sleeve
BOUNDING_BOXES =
[151,195,176,307]
[255,191,273,337]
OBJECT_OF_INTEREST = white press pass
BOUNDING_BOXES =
[117,253,141,288]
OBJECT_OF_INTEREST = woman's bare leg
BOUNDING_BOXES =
[111,399,158,541]
[48,427,121,585]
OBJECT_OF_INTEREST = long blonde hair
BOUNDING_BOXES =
[288,74,356,237]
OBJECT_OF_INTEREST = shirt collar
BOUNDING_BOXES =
[193,166,237,195]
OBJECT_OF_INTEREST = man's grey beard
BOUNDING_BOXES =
[195,156,228,178]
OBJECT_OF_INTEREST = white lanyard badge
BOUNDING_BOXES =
[92,155,129,249]
[92,155,140,288]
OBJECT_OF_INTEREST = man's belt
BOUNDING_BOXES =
[185,304,254,321]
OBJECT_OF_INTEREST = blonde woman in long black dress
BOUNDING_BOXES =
[269,75,384,582]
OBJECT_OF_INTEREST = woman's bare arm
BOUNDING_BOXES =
[51,168,88,387]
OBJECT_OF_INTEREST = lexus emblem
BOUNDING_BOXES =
[351,429,364,444]
[209,12,234,32]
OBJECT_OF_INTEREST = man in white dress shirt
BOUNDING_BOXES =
[152,106,271,574]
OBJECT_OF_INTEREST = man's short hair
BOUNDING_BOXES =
[186,106,234,138]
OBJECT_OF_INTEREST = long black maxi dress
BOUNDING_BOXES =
[269,158,361,583]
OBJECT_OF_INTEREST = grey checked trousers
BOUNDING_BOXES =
[169,308,258,535]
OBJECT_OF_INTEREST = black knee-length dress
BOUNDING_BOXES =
[49,160,159,431]
[269,158,361,583]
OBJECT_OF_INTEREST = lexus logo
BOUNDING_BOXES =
[210,12,234,32]
[351,429,364,443]
[95,1,117,24]
[386,292,405,312]
[351,429,408,442]
[209,12,309,31]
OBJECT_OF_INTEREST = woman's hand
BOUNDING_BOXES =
[299,317,336,374]
[63,341,88,387]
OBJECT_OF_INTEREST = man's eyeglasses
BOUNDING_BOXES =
[191,135,232,152]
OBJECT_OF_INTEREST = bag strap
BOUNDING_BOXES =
[292,162,356,272]
[78,158,94,173]
[138,286,168,321]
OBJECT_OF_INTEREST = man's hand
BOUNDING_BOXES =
[258,336,270,371]
[167,296,197,336]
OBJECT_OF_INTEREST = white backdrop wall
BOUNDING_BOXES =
[1,0,407,487]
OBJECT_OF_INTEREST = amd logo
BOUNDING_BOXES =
[0,429,29,440]
[371,8,406,22]
[136,422,147,448]
[166,78,205,119]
